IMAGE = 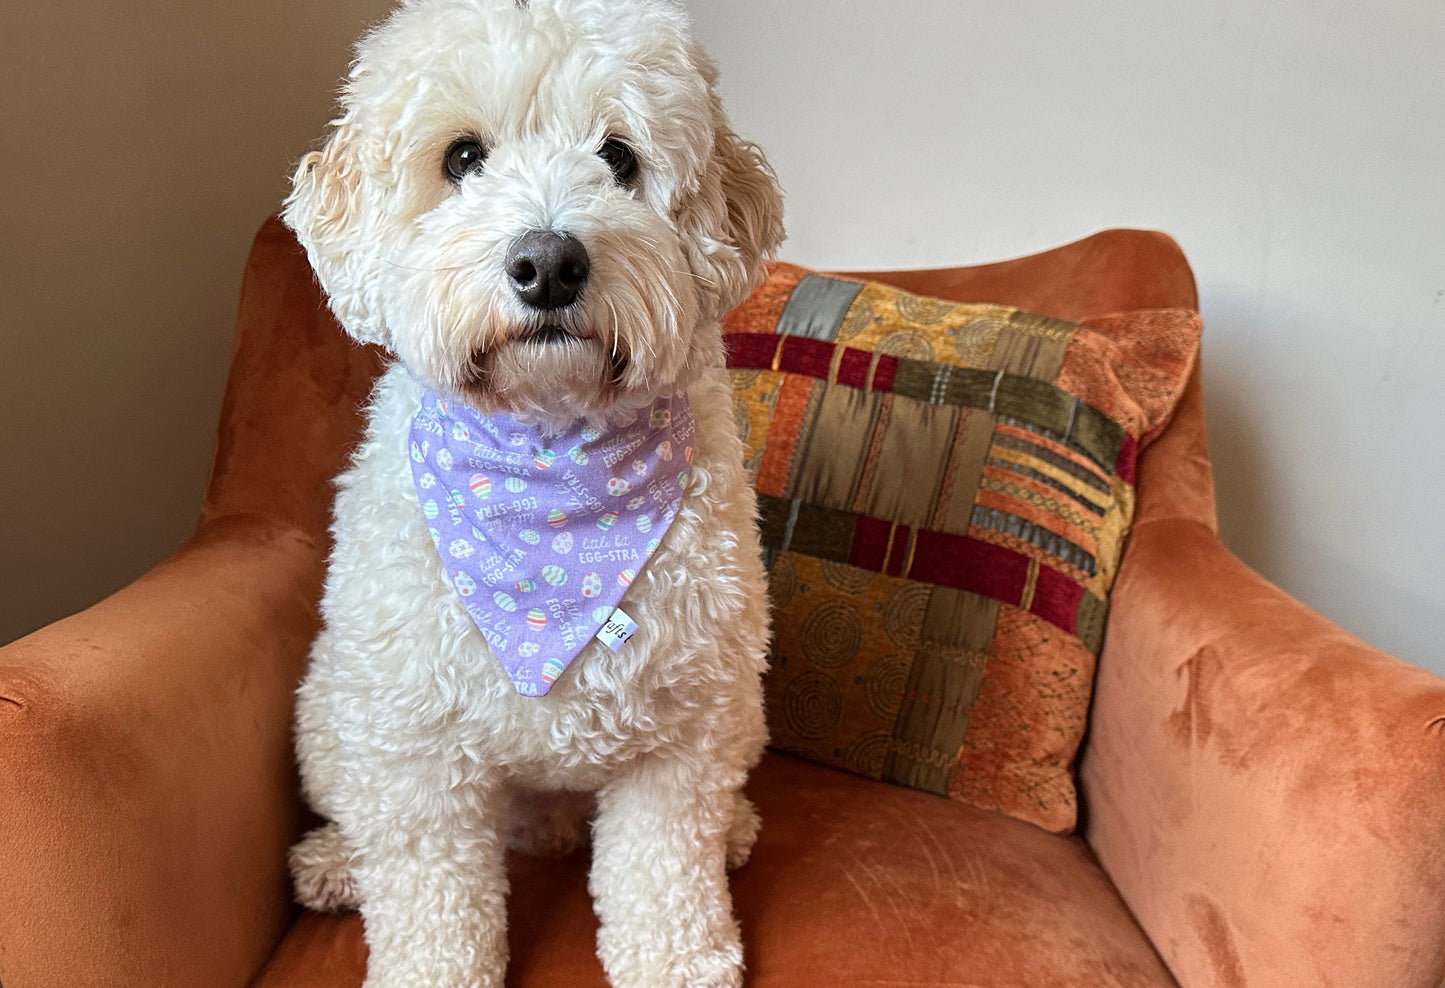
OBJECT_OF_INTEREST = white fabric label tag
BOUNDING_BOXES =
[594,607,639,652]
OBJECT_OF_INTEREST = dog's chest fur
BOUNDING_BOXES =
[302,362,767,793]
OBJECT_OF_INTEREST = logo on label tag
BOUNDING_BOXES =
[594,607,639,652]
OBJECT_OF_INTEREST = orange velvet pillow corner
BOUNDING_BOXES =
[724,262,1201,833]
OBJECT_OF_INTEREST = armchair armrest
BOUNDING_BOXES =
[1081,518,1445,988]
[0,514,320,988]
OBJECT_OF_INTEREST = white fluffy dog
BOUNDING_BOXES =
[281,1,783,985]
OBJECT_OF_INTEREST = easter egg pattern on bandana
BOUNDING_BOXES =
[409,389,695,696]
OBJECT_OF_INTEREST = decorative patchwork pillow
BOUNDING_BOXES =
[723,263,1202,833]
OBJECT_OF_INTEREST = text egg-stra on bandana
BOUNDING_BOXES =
[408,390,696,696]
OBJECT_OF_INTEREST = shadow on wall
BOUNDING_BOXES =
[1201,280,1442,669]
[0,0,392,645]
[1201,292,1287,586]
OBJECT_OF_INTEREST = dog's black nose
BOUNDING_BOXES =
[506,230,589,310]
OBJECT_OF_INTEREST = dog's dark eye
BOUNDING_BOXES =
[598,138,638,184]
[444,139,488,182]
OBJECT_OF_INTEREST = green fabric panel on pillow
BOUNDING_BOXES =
[776,273,864,341]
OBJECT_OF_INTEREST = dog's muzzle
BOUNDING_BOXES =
[506,230,589,311]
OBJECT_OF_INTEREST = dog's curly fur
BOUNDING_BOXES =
[281,1,784,985]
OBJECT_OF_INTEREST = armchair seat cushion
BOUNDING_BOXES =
[254,753,1175,988]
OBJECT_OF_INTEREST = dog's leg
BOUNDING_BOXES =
[340,772,510,988]
[590,757,745,988]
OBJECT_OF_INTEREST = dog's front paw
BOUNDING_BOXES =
[598,930,744,988]
[290,821,360,912]
[674,942,745,988]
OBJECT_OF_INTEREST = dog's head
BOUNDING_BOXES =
[285,0,783,425]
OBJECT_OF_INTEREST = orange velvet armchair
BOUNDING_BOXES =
[3,218,1442,988]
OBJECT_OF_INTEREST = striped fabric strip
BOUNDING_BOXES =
[725,332,1131,476]
[985,455,1110,517]
[757,493,1104,641]
[969,504,1098,576]
[992,423,1113,498]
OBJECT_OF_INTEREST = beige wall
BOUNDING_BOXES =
[0,0,390,643]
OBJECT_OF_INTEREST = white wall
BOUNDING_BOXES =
[691,0,1445,677]
[3,1,1441,678]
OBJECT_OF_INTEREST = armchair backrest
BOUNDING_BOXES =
[205,218,1211,550]
[201,217,384,541]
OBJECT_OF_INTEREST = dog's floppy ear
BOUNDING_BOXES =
[712,124,785,309]
[283,117,391,348]
[677,52,785,320]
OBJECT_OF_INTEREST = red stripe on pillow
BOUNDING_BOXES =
[836,347,873,388]
[723,331,778,369]
[1114,432,1139,486]
[779,336,836,378]
[1029,567,1085,635]
[849,514,892,571]
[871,353,899,392]
[911,533,1029,603]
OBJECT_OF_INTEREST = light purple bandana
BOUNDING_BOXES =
[408,390,695,696]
